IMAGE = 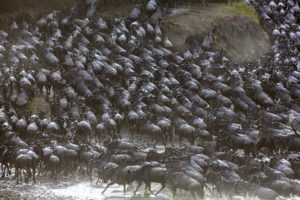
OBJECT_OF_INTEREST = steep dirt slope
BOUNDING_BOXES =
[161,4,271,62]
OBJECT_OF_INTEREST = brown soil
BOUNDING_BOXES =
[28,96,51,117]
[161,4,271,63]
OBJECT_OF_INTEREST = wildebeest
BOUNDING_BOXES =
[15,150,39,183]
[101,165,141,194]
[0,145,15,177]
[218,133,257,157]
[130,163,166,195]
[165,171,205,199]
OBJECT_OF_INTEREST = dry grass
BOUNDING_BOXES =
[228,2,259,24]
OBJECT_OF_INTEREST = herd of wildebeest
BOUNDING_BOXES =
[0,0,300,199]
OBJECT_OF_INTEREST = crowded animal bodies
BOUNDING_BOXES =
[0,0,300,199]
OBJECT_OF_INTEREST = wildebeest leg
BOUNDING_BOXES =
[89,170,93,183]
[130,125,135,139]
[96,171,101,184]
[20,169,24,182]
[153,138,158,149]
[155,182,165,195]
[46,84,51,97]
[171,186,177,197]
[163,131,168,146]
[32,167,36,183]
[55,167,58,180]
[162,134,167,147]
[97,134,101,144]
[1,164,5,177]
[179,136,182,146]
[190,136,195,146]
[26,167,32,183]
[114,128,118,140]
[51,167,54,179]
[37,161,43,176]
[170,129,175,146]
[7,163,11,176]
[102,131,106,142]
[211,186,216,196]
[123,184,127,194]
[244,152,250,164]
[146,182,154,194]
[2,163,8,177]
[102,181,115,194]
[134,181,142,194]
[38,85,43,95]
[212,185,223,197]
[16,168,20,184]
[204,183,211,194]
[252,149,256,157]
[139,128,144,141]
[191,192,196,200]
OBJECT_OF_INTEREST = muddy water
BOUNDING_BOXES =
[48,181,299,200]
[2,174,300,200]
[51,182,134,200]
[50,181,244,200]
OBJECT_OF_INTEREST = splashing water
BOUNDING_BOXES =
[49,181,300,200]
